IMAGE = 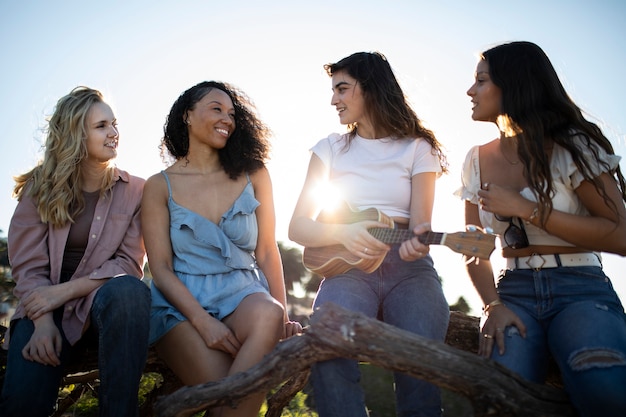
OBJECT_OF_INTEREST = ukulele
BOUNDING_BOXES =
[303,203,495,277]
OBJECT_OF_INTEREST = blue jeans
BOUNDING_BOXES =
[0,275,151,417]
[492,266,626,417]
[311,247,449,417]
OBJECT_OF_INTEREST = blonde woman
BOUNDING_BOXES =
[0,87,150,417]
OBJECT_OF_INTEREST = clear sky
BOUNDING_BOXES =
[1,0,625,314]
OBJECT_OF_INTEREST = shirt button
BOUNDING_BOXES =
[66,305,74,311]
[91,234,97,239]
[96,216,101,220]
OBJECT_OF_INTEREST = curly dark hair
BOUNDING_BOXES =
[160,81,271,179]
[482,41,626,223]
[324,51,447,173]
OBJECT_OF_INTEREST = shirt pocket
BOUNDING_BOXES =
[95,212,134,252]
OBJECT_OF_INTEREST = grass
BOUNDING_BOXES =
[359,364,473,417]
[58,366,473,416]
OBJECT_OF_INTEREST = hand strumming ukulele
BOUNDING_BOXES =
[303,202,495,277]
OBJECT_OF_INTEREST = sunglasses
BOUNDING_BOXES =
[495,214,529,249]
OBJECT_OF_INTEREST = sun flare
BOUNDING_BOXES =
[312,182,343,212]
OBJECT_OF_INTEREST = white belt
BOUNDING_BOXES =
[506,252,602,271]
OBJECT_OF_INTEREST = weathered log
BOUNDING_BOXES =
[0,306,567,417]
[153,303,574,417]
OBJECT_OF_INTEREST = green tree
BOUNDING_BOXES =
[449,296,470,314]
[0,231,8,268]
[277,242,307,293]
[0,232,15,305]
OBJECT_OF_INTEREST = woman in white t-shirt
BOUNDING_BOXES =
[289,51,449,417]
[458,41,626,416]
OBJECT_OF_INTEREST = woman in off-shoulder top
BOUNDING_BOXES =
[458,41,626,417]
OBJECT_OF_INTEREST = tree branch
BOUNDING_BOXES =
[153,303,574,417]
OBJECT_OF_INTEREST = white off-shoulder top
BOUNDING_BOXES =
[455,134,621,248]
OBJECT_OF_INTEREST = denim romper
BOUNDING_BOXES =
[149,171,270,345]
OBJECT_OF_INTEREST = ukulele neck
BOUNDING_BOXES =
[369,228,445,245]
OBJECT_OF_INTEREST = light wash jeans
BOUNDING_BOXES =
[311,246,449,417]
[0,275,151,417]
[493,265,626,417]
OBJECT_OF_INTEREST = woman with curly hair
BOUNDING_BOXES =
[458,41,626,416]
[0,86,150,417]
[143,81,301,416]
[289,52,449,417]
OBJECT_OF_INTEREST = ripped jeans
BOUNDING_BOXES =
[493,265,626,417]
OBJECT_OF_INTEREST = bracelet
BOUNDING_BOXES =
[482,299,503,314]
[526,206,539,224]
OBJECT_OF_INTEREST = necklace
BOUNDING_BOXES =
[499,140,520,165]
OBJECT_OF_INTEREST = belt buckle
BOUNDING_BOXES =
[525,253,546,271]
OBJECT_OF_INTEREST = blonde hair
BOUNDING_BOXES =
[13,86,117,227]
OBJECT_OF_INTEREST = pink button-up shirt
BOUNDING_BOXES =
[7,168,146,345]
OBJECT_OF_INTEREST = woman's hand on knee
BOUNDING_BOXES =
[197,315,241,357]
[479,306,526,357]
[22,316,63,366]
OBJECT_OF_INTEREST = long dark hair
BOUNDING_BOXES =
[483,41,626,222]
[161,81,271,179]
[325,51,447,172]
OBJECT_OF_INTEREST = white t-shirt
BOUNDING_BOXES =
[455,133,621,247]
[311,132,443,219]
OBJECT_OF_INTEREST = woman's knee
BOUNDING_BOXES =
[232,294,284,340]
[96,276,150,308]
[254,297,285,330]
[101,274,149,297]
[92,276,150,324]
[248,294,284,320]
